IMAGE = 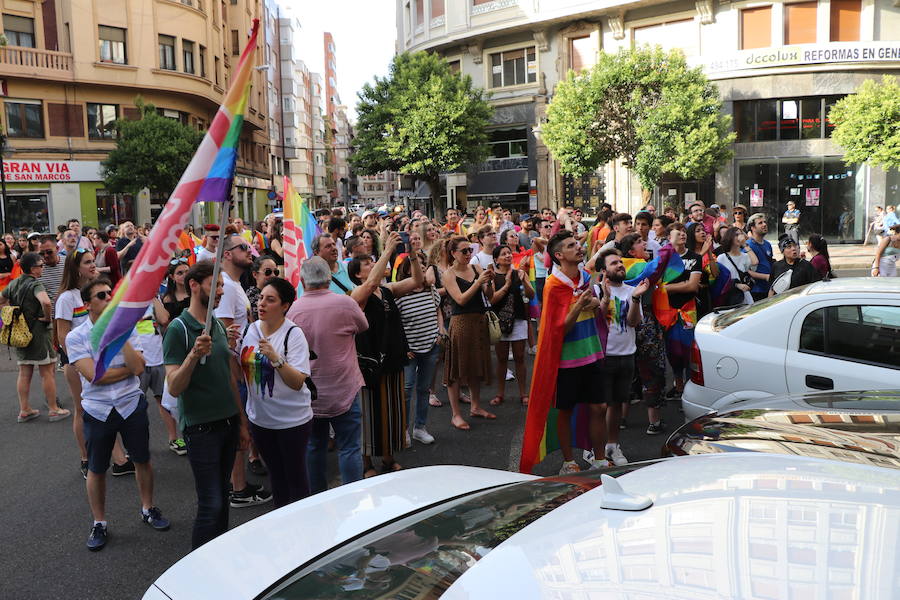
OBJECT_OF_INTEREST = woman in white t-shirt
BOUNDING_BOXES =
[239,277,313,507]
[716,227,756,306]
[56,250,125,476]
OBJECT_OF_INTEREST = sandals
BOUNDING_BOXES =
[489,395,504,406]
[381,460,403,474]
[469,409,497,420]
[363,467,378,479]
[459,393,471,405]
[48,408,72,422]
[17,409,40,423]
[451,416,470,431]
[428,394,443,408]
[521,396,529,407]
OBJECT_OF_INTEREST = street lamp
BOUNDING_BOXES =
[0,134,12,235]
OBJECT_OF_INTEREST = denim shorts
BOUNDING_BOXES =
[83,395,150,474]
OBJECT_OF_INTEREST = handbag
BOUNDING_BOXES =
[485,310,502,344]
[495,272,518,335]
[0,304,33,348]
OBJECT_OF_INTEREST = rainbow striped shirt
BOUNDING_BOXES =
[553,267,604,368]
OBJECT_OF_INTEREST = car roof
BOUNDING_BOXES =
[805,276,900,296]
[444,454,900,599]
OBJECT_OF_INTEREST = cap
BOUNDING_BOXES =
[377,210,389,217]
[710,204,720,209]
[778,235,797,251]
[105,224,118,233]
[27,232,41,240]
[362,210,376,218]
[204,224,220,232]
[519,213,532,222]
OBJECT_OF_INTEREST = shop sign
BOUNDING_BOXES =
[1,160,102,183]
[750,188,764,207]
[692,41,900,76]
[805,188,820,207]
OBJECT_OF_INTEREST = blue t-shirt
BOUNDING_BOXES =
[747,238,773,294]
[296,261,356,297]
[884,211,900,230]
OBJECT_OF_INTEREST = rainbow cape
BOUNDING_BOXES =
[90,20,260,382]
[623,244,682,288]
[513,249,541,318]
[705,255,734,307]
[519,268,603,474]
[282,176,320,289]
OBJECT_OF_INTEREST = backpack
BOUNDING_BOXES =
[1,278,35,348]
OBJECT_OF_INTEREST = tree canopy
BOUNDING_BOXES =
[101,99,203,197]
[352,51,493,216]
[829,75,900,171]
[541,46,734,193]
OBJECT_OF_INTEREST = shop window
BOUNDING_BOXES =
[830,0,861,42]
[98,25,127,64]
[784,2,817,45]
[489,128,528,159]
[3,14,35,48]
[159,34,176,70]
[741,7,772,50]
[7,193,49,232]
[489,47,537,88]
[87,103,118,140]
[756,100,778,141]
[4,100,43,138]
[779,100,800,140]
[734,102,756,143]
[824,96,841,137]
[800,98,822,139]
[96,190,134,230]
[569,35,597,72]
[183,39,195,74]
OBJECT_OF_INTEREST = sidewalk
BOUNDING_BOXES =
[771,243,878,269]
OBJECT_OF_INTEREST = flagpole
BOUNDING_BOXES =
[201,197,232,363]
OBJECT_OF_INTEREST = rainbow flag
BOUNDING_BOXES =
[282,176,320,289]
[90,19,260,382]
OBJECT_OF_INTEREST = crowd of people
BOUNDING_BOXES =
[1,198,896,553]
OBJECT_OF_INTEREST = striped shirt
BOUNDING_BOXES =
[39,260,65,318]
[395,286,440,353]
[552,267,603,369]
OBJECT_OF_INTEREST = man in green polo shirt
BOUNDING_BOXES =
[163,260,250,550]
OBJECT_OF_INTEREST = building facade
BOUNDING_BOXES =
[359,170,399,207]
[396,0,900,243]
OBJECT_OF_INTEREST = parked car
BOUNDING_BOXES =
[666,389,900,471]
[144,453,900,599]
[682,277,900,421]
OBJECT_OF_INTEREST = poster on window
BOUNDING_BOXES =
[750,188,764,207]
[805,187,820,206]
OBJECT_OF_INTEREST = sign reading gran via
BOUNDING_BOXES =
[691,41,900,76]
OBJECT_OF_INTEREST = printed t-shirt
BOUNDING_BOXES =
[67,319,143,422]
[55,288,90,331]
[553,267,603,369]
[667,250,702,309]
[240,320,313,430]
[601,283,640,356]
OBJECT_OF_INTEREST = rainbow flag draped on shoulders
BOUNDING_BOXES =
[519,266,604,474]
[90,20,260,382]
[512,249,540,318]
[282,176,320,289]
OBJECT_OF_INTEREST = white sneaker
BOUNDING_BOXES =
[527,345,537,355]
[559,460,581,475]
[405,431,411,447]
[591,458,613,470]
[606,444,628,466]
[412,426,435,444]
[505,369,515,381]
[508,349,514,360]
[583,449,595,462]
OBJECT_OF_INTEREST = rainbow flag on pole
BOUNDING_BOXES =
[282,176,320,289]
[90,19,260,381]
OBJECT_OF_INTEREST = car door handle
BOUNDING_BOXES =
[806,375,834,390]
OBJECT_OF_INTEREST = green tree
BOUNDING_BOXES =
[829,75,900,170]
[353,52,493,218]
[101,99,203,197]
[541,46,734,202]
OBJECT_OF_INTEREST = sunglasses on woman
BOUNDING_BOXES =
[262,268,281,277]
[170,257,189,266]
[458,247,474,255]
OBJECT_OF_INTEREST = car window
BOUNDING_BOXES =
[801,305,900,369]
[713,286,806,330]
[258,462,659,600]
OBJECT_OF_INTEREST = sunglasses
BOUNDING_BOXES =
[35,263,45,268]
[170,257,189,266]
[92,290,111,300]
[75,247,89,254]
[458,247,474,255]
[208,235,220,240]
[227,244,249,252]
[40,250,56,256]
[263,268,281,277]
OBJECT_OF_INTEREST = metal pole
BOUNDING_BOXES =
[201,198,232,363]
[0,154,8,234]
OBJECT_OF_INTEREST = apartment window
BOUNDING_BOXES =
[87,103,118,140]
[98,25,127,64]
[431,0,445,18]
[415,0,424,27]
[634,19,698,56]
[830,0,861,41]
[4,100,44,138]
[3,14,35,48]
[448,60,461,74]
[214,56,220,85]
[230,0,237,4]
[159,34,176,70]
[569,35,597,72]
[741,7,772,49]
[159,108,188,125]
[489,47,537,88]
[231,29,240,55]
[784,2,817,45]
[199,45,206,77]
[183,39,195,74]
[489,128,528,159]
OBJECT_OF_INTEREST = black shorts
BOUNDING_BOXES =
[83,395,150,474]
[599,354,635,404]
[58,348,69,366]
[555,362,604,411]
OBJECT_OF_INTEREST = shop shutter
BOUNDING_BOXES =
[741,7,772,49]
[830,0,861,41]
[785,2,818,45]
[47,103,85,138]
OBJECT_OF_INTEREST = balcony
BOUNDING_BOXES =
[0,46,74,82]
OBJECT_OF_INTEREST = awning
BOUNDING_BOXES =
[467,169,529,197]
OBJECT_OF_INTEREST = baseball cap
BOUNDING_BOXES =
[778,235,797,251]
[27,232,42,240]
[519,213,532,222]
[362,210,376,218]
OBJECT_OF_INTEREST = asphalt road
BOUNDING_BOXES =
[1,268,866,600]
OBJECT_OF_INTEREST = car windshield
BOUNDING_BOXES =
[258,462,657,600]
[713,285,807,330]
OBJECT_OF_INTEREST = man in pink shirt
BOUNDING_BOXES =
[286,256,368,493]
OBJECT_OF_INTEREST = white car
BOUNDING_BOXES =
[682,277,900,422]
[144,455,900,599]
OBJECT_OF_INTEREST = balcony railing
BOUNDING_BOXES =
[0,46,74,80]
